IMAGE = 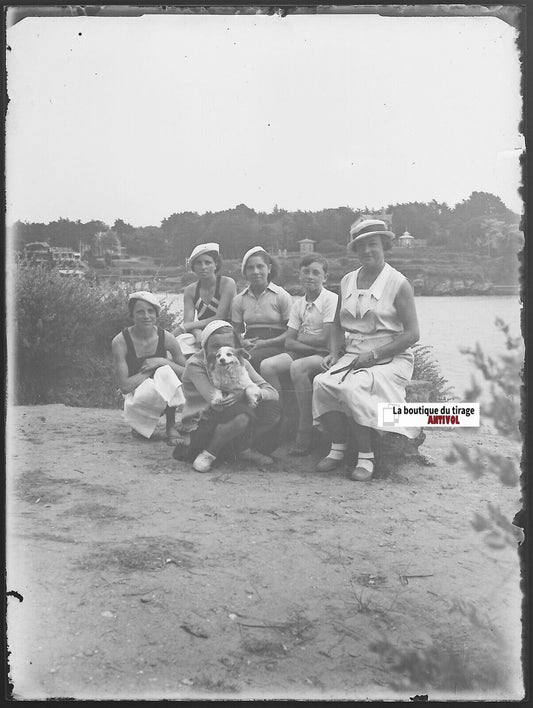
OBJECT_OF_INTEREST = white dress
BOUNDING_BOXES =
[312,263,418,439]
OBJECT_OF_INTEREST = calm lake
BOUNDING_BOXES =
[158,292,522,398]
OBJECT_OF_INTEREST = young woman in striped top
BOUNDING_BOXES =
[172,243,236,348]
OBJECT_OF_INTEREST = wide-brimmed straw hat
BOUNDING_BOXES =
[128,291,161,314]
[187,243,220,270]
[347,219,395,250]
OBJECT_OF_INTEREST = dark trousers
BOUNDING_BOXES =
[173,400,281,462]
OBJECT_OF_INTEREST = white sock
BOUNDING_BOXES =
[202,450,217,462]
[356,452,374,472]
[327,443,347,460]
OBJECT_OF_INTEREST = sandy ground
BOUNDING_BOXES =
[6,404,524,701]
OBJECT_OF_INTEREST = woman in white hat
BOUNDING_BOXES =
[231,246,293,371]
[112,291,186,442]
[172,243,236,349]
[312,219,420,481]
[173,320,281,473]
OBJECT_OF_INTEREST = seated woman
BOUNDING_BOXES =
[112,291,186,442]
[172,320,281,473]
[312,219,420,481]
[231,246,293,372]
[172,243,236,354]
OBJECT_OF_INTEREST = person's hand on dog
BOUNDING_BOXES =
[242,338,257,350]
[211,391,245,410]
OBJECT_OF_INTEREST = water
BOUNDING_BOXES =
[157,292,522,398]
[414,296,522,397]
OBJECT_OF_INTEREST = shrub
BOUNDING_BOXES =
[412,344,454,401]
[13,264,178,407]
[445,318,523,549]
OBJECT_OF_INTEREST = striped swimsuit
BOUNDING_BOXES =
[193,275,221,320]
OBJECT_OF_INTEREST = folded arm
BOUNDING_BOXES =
[285,323,332,353]
[112,335,151,394]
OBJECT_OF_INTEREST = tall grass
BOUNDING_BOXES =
[12,264,178,407]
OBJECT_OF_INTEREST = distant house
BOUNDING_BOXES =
[51,247,82,267]
[398,230,415,248]
[298,238,315,254]
[24,242,53,266]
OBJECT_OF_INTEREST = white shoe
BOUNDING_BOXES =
[193,450,216,473]
[316,455,344,473]
[349,458,375,481]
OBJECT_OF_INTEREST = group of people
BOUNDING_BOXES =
[112,218,420,481]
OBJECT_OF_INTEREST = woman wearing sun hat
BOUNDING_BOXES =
[231,246,293,371]
[172,320,281,473]
[172,243,236,354]
[312,219,420,481]
[112,291,186,442]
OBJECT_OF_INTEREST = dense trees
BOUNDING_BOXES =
[11,191,520,261]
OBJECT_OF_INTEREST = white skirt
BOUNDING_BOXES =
[312,348,419,439]
[124,365,185,438]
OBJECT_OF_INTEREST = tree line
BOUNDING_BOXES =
[10,191,521,263]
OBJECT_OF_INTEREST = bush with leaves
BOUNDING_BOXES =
[412,344,453,402]
[444,318,523,549]
[13,264,178,407]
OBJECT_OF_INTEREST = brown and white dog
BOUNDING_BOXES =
[207,346,262,407]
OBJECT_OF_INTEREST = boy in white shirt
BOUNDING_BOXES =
[260,255,338,455]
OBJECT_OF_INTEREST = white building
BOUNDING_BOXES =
[399,230,415,248]
[298,238,315,254]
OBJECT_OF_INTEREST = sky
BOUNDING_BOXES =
[6,10,524,227]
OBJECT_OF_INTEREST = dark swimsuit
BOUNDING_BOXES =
[122,327,166,377]
[193,275,221,320]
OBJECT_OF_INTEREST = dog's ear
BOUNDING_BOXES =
[236,347,251,362]
[206,351,217,368]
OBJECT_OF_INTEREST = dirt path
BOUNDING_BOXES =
[6,405,523,700]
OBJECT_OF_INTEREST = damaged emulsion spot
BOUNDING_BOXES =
[7,591,23,602]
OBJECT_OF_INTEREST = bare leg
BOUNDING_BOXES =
[260,353,292,399]
[290,355,323,433]
[165,406,176,440]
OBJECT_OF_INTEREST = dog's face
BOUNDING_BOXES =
[214,346,249,367]
[207,346,250,370]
